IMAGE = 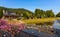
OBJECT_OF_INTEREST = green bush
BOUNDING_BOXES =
[0,10,3,19]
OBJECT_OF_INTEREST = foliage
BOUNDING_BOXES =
[0,7,3,19]
[45,10,55,17]
[35,9,45,18]
[34,9,55,18]
[56,12,60,17]
[0,6,56,19]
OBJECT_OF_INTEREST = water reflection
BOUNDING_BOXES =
[53,20,60,37]
[53,20,60,29]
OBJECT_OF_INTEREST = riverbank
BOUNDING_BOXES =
[22,17,60,24]
[1,17,60,24]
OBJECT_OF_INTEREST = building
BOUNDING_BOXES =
[2,10,20,19]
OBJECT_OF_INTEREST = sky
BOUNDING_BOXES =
[0,0,60,14]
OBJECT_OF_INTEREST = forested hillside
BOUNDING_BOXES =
[0,6,60,19]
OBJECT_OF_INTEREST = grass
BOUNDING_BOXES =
[2,17,60,24]
[21,17,59,24]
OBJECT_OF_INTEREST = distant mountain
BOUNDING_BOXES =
[0,6,33,14]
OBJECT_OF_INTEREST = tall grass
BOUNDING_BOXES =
[21,18,56,24]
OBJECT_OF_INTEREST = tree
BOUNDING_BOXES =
[0,10,3,19]
[23,11,33,19]
[0,7,3,19]
[0,6,55,19]
[45,10,55,17]
[56,12,60,17]
[35,9,45,18]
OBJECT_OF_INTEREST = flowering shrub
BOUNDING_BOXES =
[0,19,25,35]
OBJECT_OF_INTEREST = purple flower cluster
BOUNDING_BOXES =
[0,19,25,34]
